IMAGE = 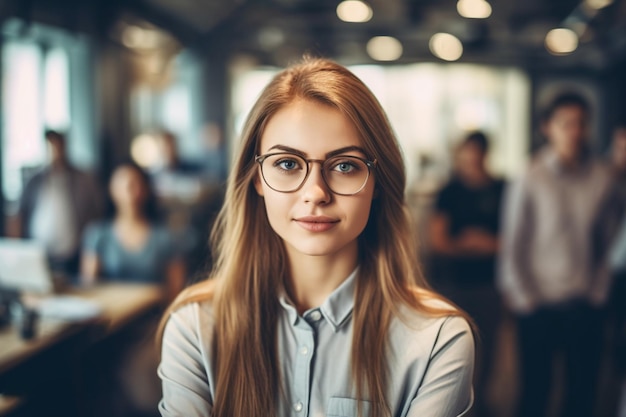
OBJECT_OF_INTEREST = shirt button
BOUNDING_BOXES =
[300,346,309,355]
[309,310,322,321]
[294,402,303,412]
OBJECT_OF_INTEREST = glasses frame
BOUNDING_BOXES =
[255,152,377,196]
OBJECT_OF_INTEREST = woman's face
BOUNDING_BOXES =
[110,166,148,213]
[254,99,376,262]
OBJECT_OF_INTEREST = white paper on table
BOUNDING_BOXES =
[36,296,103,321]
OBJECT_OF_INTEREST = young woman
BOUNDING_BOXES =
[159,58,474,417]
[81,161,186,300]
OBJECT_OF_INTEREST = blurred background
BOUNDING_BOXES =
[0,0,625,416]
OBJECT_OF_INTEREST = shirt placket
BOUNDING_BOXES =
[291,314,318,416]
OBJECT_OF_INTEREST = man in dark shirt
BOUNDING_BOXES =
[430,131,505,417]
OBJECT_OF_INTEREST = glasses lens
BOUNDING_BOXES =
[323,156,370,195]
[260,153,308,192]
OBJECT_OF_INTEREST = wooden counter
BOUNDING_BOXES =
[0,283,164,378]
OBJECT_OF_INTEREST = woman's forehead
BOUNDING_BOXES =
[259,99,363,156]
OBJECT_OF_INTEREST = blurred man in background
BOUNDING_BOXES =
[607,124,626,416]
[430,131,505,417]
[18,130,103,278]
[499,92,620,417]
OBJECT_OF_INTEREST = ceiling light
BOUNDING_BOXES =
[131,134,160,168]
[258,27,285,50]
[545,28,579,55]
[585,0,613,9]
[429,33,464,61]
[457,0,492,19]
[337,0,373,23]
[366,36,403,61]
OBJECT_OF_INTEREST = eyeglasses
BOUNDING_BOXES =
[255,152,377,196]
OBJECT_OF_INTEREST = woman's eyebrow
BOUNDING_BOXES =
[267,145,306,156]
[326,146,367,158]
[266,144,367,158]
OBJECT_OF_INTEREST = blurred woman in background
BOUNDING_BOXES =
[81,160,185,300]
[81,160,186,417]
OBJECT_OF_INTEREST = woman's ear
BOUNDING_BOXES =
[254,173,265,197]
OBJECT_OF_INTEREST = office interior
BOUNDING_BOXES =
[0,0,625,416]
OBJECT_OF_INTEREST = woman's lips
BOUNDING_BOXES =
[294,216,339,232]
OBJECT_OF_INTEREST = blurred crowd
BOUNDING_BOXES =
[7,129,224,417]
[12,129,224,295]
[429,91,626,417]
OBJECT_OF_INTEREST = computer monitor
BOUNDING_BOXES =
[0,238,53,293]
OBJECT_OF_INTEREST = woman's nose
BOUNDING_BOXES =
[301,165,331,204]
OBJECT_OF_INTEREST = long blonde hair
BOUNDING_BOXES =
[162,58,464,417]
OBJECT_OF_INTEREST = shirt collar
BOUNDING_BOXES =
[320,267,359,332]
[278,266,359,332]
[542,146,591,175]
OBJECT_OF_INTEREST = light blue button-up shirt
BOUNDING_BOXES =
[159,269,474,417]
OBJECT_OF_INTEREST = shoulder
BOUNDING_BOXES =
[505,158,543,199]
[389,291,474,358]
[167,299,215,335]
[521,147,556,178]
[435,178,462,209]
[163,296,215,357]
[151,224,184,253]
[69,166,93,179]
[84,221,112,240]
[22,169,47,191]
[151,224,173,241]
[589,157,612,180]
[439,178,462,195]
[166,282,218,333]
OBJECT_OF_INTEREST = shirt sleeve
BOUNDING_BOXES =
[589,181,626,304]
[611,217,626,272]
[497,175,537,313]
[406,316,475,417]
[159,304,213,417]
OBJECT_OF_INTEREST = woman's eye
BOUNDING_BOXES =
[332,161,358,173]
[275,159,300,170]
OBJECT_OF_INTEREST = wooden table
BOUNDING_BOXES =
[0,283,165,416]
[0,283,164,376]
[64,282,164,333]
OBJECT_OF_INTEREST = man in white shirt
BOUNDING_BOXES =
[499,92,620,417]
[18,130,103,278]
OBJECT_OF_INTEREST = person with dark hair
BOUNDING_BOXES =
[18,130,103,277]
[607,124,626,415]
[430,130,505,417]
[81,161,185,299]
[81,162,186,416]
[499,91,620,417]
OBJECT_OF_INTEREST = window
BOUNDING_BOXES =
[1,41,47,201]
[230,62,531,187]
[1,20,94,205]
